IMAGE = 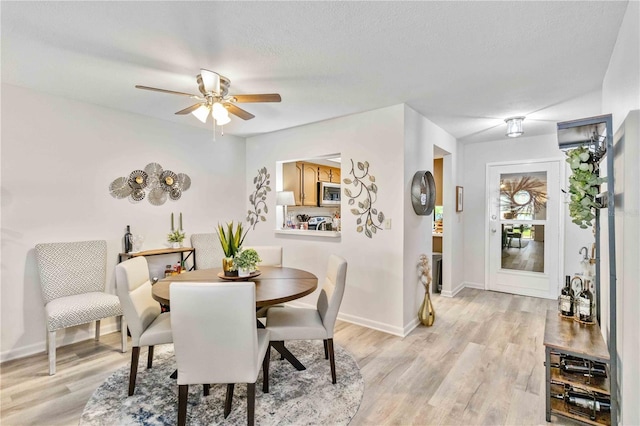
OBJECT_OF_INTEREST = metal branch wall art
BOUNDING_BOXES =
[109,162,191,205]
[343,159,385,238]
[246,167,271,230]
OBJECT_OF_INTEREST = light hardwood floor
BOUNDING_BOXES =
[1,288,565,425]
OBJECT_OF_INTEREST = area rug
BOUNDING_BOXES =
[80,340,363,425]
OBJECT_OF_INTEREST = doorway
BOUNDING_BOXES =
[486,160,562,299]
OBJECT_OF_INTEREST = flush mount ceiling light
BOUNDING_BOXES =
[505,116,525,137]
[135,69,281,139]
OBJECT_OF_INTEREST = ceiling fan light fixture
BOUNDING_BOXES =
[505,116,525,137]
[212,102,229,121]
[215,114,231,126]
[200,69,220,94]
[191,104,210,123]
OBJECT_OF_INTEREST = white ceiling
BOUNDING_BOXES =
[1,1,630,144]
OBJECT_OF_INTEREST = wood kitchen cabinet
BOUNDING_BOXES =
[302,163,318,206]
[282,162,302,205]
[317,165,341,183]
[283,161,324,206]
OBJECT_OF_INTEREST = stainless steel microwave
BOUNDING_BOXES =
[318,182,341,206]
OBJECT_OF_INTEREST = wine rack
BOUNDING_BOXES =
[544,310,611,425]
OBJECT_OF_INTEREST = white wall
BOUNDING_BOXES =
[601,2,640,423]
[1,84,247,361]
[245,105,408,335]
[461,133,598,290]
[402,106,462,329]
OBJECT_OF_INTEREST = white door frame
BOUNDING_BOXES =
[484,157,565,298]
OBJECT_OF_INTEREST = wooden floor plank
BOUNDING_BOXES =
[0,288,557,425]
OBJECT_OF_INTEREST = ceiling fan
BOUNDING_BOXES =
[135,69,281,129]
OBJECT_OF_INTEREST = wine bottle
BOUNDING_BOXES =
[559,275,574,317]
[553,391,611,413]
[577,279,595,323]
[553,361,607,378]
[124,225,133,253]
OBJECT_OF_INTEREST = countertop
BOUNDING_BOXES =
[274,229,341,238]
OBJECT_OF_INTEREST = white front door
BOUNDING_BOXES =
[487,161,561,299]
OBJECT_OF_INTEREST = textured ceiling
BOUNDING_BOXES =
[1,1,630,144]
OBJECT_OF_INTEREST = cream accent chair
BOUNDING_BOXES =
[115,256,173,396]
[243,246,283,267]
[35,240,126,375]
[190,233,224,270]
[171,282,270,426]
[266,254,347,384]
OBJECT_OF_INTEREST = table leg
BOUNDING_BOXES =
[256,319,306,371]
[271,341,306,371]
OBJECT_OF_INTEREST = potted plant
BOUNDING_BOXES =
[234,248,262,277]
[566,146,605,229]
[216,221,247,276]
[167,229,185,248]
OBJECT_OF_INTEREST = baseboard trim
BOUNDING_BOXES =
[464,281,486,290]
[1,321,122,363]
[285,301,406,337]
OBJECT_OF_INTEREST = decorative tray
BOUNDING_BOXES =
[217,271,261,281]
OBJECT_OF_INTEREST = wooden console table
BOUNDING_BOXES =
[544,309,611,425]
[118,247,196,270]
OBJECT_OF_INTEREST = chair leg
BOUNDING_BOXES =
[327,338,337,384]
[203,384,210,396]
[247,382,256,426]
[263,344,270,393]
[178,384,188,426]
[323,339,329,360]
[224,384,234,418]
[95,320,100,341]
[129,347,140,396]
[48,330,56,375]
[147,346,154,368]
[120,316,127,353]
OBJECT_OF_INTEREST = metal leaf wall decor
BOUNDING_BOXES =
[109,162,191,205]
[343,159,385,238]
[246,167,271,230]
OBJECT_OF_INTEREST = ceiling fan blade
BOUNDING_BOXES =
[135,85,198,97]
[175,103,205,115]
[225,103,255,120]
[232,94,281,103]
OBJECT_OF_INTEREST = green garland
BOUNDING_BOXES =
[566,146,605,229]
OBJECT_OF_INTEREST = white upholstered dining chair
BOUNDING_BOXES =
[243,245,283,267]
[190,233,224,270]
[266,254,347,384]
[35,240,125,375]
[115,256,173,396]
[170,281,270,426]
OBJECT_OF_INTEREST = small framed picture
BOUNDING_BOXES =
[456,186,464,212]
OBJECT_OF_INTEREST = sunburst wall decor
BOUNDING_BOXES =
[109,162,191,205]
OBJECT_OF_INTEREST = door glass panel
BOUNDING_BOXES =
[501,223,545,272]
[499,171,547,274]
[499,172,547,220]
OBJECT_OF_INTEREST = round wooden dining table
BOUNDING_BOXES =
[152,265,318,308]
[152,266,318,371]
